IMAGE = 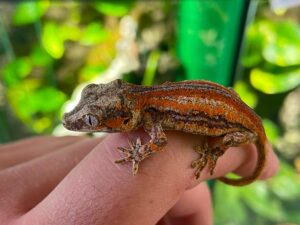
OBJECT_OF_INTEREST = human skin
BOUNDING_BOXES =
[0,132,278,225]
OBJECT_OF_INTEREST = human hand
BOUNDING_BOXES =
[0,132,278,225]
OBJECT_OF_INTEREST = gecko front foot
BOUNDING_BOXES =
[115,138,152,175]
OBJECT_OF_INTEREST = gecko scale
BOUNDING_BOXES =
[62,79,267,186]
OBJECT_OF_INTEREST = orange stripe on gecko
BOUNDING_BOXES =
[105,117,126,128]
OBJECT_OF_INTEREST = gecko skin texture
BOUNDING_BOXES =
[62,79,267,186]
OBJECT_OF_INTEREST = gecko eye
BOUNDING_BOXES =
[83,114,98,127]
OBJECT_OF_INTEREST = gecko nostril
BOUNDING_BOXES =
[62,113,70,126]
[62,116,68,128]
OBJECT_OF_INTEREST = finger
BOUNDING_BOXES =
[19,131,277,225]
[17,131,242,225]
[21,132,195,225]
[0,136,83,152]
[238,142,279,180]
[0,136,87,170]
[165,183,212,225]
[0,137,101,217]
[212,142,279,181]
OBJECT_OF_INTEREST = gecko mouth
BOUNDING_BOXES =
[62,114,80,131]
[62,117,101,132]
[62,119,74,130]
[61,115,68,129]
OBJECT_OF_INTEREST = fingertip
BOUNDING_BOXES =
[259,143,280,180]
[215,141,279,183]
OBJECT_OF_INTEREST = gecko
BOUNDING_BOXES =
[62,79,267,186]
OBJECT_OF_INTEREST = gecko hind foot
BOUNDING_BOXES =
[191,152,208,179]
[115,138,152,175]
[191,146,225,179]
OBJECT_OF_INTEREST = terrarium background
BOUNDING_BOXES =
[0,1,300,225]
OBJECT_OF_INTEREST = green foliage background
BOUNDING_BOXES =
[0,1,300,225]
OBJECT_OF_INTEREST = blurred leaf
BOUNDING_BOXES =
[243,20,300,67]
[32,117,51,133]
[3,58,32,87]
[94,1,132,17]
[79,65,106,82]
[233,81,258,108]
[13,1,49,25]
[263,43,300,66]
[263,119,279,143]
[273,21,300,43]
[42,22,64,59]
[7,80,41,120]
[60,24,82,41]
[240,182,285,221]
[242,21,268,67]
[30,45,53,66]
[250,69,300,94]
[269,161,300,200]
[7,83,66,132]
[241,53,262,68]
[285,212,300,225]
[81,22,108,45]
[249,20,275,43]
[142,50,160,86]
[259,20,300,66]
[214,183,247,225]
[33,87,66,113]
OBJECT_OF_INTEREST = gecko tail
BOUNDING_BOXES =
[217,139,267,186]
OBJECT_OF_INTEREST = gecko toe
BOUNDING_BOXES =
[117,146,129,153]
[191,146,225,179]
[115,158,130,164]
[115,138,152,176]
[132,161,139,175]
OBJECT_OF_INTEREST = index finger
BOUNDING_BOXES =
[0,136,87,170]
[22,131,278,225]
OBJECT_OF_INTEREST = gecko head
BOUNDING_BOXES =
[62,79,133,132]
